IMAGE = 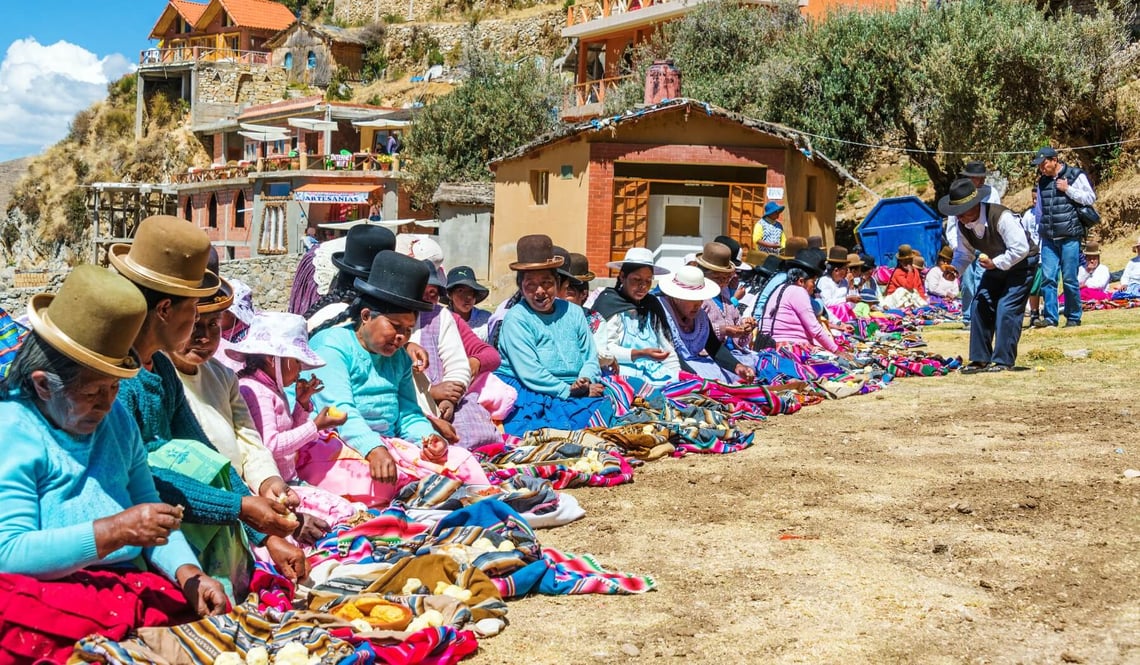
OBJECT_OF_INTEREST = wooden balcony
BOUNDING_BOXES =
[139,46,271,68]
[171,154,404,184]
[564,75,631,111]
[566,0,665,26]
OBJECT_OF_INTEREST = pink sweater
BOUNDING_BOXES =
[761,284,839,353]
[238,369,318,482]
[453,312,500,375]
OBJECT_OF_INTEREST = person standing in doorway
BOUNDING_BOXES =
[1031,147,1096,327]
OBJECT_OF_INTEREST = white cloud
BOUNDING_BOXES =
[0,38,135,161]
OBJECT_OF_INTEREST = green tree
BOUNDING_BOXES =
[404,46,564,207]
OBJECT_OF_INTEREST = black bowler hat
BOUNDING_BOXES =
[756,253,782,278]
[785,249,825,278]
[331,225,396,278]
[552,245,574,280]
[959,161,989,178]
[937,178,991,217]
[354,250,432,312]
[446,266,489,303]
[713,235,743,266]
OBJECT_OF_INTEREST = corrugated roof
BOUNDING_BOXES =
[488,98,853,183]
[213,0,296,32]
[432,182,495,206]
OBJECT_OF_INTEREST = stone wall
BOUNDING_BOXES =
[195,63,289,113]
[334,0,551,25]
[219,253,302,312]
[384,10,564,69]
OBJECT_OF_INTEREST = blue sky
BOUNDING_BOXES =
[0,1,170,162]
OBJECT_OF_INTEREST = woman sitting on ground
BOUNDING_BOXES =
[925,245,961,302]
[0,266,227,663]
[445,266,493,341]
[698,242,759,365]
[590,248,679,387]
[761,251,846,357]
[882,244,929,309]
[1077,241,1112,301]
[1117,235,1140,297]
[816,247,863,321]
[654,266,756,384]
[307,251,491,507]
[494,235,614,437]
[413,261,502,448]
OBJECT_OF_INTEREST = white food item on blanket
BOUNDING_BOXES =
[214,654,244,665]
[350,618,373,633]
[406,608,446,633]
[498,540,516,552]
[473,617,506,637]
[471,537,497,553]
[401,577,424,595]
[274,642,316,665]
[246,646,270,665]
[434,582,473,603]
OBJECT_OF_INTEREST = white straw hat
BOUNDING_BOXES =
[658,265,719,301]
[225,311,326,369]
[605,247,670,275]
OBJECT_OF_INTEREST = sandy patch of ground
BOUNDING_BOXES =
[474,309,1140,664]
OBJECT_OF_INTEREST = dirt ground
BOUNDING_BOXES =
[475,308,1140,664]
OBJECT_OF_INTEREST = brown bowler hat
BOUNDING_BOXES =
[896,244,914,261]
[695,242,735,274]
[509,234,565,271]
[845,252,864,268]
[26,265,147,378]
[568,252,595,282]
[1084,241,1101,257]
[109,215,220,298]
[779,236,809,261]
[937,245,955,263]
[826,245,850,265]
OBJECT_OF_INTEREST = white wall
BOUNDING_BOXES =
[648,194,726,272]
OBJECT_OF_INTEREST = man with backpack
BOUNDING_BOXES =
[1031,146,1097,328]
[941,178,1034,374]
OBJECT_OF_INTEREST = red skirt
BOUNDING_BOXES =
[0,569,196,664]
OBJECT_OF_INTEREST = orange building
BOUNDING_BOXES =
[147,0,296,64]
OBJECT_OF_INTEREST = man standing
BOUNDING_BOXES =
[940,179,1033,373]
[1032,146,1096,327]
[943,161,1001,329]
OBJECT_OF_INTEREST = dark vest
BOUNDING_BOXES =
[1037,164,1083,241]
[958,204,1031,268]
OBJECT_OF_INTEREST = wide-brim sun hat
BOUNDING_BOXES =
[355,250,433,312]
[659,265,720,301]
[509,234,565,272]
[330,225,397,278]
[108,215,220,298]
[27,264,147,379]
[938,178,992,217]
[445,265,489,304]
[695,242,735,274]
[605,247,670,275]
[763,201,785,218]
[225,311,326,369]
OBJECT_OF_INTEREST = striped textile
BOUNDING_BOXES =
[474,428,636,489]
[493,548,657,599]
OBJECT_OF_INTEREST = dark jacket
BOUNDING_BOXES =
[1037,164,1084,241]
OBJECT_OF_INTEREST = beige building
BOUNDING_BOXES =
[487,99,851,293]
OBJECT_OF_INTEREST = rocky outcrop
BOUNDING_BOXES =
[383,10,563,69]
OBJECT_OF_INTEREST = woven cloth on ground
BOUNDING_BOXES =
[473,429,636,489]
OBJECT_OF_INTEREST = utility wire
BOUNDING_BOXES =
[792,132,1140,156]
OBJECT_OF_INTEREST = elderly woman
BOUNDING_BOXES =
[590,247,679,387]
[0,266,227,662]
[495,235,614,436]
[307,251,491,507]
[698,242,759,364]
[111,217,304,598]
[1077,241,1111,301]
[761,250,844,355]
[654,266,756,384]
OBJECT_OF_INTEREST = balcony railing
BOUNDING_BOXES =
[139,46,271,67]
[171,154,404,184]
[564,75,631,110]
[566,0,665,26]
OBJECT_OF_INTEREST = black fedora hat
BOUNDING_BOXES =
[959,161,989,178]
[785,248,825,278]
[937,178,991,217]
[354,250,432,312]
[331,225,397,278]
[713,235,743,266]
[446,265,489,304]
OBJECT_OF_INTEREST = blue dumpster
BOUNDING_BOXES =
[855,196,944,268]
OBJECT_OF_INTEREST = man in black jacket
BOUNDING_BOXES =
[1031,147,1097,328]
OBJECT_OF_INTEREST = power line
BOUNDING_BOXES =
[793,131,1140,156]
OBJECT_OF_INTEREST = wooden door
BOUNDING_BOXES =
[727,184,766,251]
[610,178,650,269]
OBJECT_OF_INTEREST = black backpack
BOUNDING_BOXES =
[1063,165,1101,231]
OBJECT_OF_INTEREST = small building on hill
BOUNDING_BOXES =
[432,182,495,279]
[266,22,370,87]
[488,99,850,290]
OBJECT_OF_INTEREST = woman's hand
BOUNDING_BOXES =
[294,376,323,410]
[723,325,748,337]
[258,477,300,510]
[427,414,460,443]
[429,381,465,404]
[239,496,296,538]
[740,317,758,332]
[436,399,455,422]
[265,535,309,582]
[587,382,605,397]
[293,513,330,547]
[94,503,184,557]
[314,406,348,431]
[366,447,398,484]
[176,565,229,617]
[979,256,996,270]
[569,377,590,397]
[421,434,449,464]
[633,348,670,362]
[406,343,429,373]
[734,364,756,384]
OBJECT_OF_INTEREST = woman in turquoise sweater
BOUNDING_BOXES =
[0,266,226,663]
[308,251,490,507]
[494,235,613,436]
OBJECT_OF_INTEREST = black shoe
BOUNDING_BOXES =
[1065,320,1082,327]
[1031,318,1048,329]
[985,364,1011,373]
[959,362,989,375]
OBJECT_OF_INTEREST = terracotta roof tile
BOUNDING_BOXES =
[173,0,208,25]
[215,0,297,31]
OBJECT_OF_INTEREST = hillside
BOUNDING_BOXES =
[0,157,32,214]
